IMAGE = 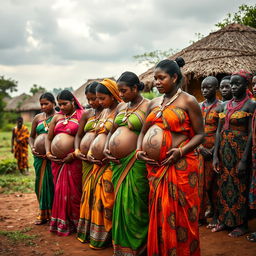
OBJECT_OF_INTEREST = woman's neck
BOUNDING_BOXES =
[233,92,247,101]
[45,109,55,118]
[164,86,179,99]
[130,94,143,107]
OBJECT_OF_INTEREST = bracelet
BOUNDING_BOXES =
[46,152,52,157]
[179,147,183,158]
[135,150,143,159]
[74,148,81,157]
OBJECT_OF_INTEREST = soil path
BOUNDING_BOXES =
[0,193,255,256]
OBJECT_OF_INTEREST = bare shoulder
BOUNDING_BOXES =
[180,91,200,109]
[148,96,162,111]
[116,102,127,113]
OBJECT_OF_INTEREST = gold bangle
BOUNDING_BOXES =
[135,150,142,159]
[179,147,183,158]
[46,152,52,157]
[74,148,80,156]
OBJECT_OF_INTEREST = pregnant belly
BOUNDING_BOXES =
[142,125,163,161]
[109,126,138,159]
[80,132,96,155]
[89,133,107,160]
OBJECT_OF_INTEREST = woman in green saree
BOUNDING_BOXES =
[29,92,56,225]
[104,71,150,255]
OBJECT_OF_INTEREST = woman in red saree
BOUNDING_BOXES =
[45,90,84,236]
[137,58,204,256]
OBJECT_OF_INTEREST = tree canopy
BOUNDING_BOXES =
[216,4,256,29]
[29,84,46,95]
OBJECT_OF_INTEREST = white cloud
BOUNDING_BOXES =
[0,0,255,95]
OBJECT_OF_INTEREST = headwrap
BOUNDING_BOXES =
[100,78,122,102]
[232,69,253,83]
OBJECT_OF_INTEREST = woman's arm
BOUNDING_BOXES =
[29,114,40,155]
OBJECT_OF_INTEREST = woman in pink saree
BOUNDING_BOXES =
[45,90,84,236]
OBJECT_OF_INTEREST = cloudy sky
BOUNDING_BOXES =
[1,0,254,96]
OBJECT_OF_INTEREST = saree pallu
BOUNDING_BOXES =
[34,157,54,220]
[146,106,200,256]
[50,110,83,236]
[50,159,82,235]
[111,152,149,256]
[89,163,114,249]
[14,125,29,170]
[34,117,54,221]
[77,161,95,242]
[249,111,256,209]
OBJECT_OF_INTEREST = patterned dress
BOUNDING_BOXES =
[13,125,29,170]
[34,117,54,221]
[77,115,100,243]
[146,105,200,256]
[198,99,221,219]
[111,109,149,256]
[249,109,256,210]
[217,104,253,227]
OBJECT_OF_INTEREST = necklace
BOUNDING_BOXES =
[99,108,116,128]
[156,88,182,118]
[63,110,76,125]
[43,112,54,131]
[92,109,103,129]
[122,98,145,123]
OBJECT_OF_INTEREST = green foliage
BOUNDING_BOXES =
[141,91,159,100]
[29,84,46,95]
[189,32,205,44]
[216,4,256,28]
[133,48,179,66]
[0,173,34,194]
[0,159,17,174]
[0,227,37,246]
[0,76,18,128]
[0,76,18,97]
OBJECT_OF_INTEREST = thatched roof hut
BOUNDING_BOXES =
[4,91,45,122]
[73,77,115,107]
[4,93,30,112]
[139,23,256,101]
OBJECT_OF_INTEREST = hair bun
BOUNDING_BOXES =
[138,82,144,91]
[175,57,185,68]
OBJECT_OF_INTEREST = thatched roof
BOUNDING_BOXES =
[4,93,30,111]
[140,23,256,88]
[73,77,115,107]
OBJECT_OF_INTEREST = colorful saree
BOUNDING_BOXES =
[198,100,221,219]
[111,109,149,255]
[218,104,252,227]
[146,106,200,256]
[249,110,256,210]
[50,108,83,236]
[77,115,101,242]
[34,117,54,221]
[13,125,29,170]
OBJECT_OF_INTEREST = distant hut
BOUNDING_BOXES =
[139,24,256,101]
[5,91,45,122]
[73,77,115,108]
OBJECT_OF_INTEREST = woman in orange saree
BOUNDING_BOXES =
[137,58,204,256]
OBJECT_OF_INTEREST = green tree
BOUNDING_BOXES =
[0,76,18,129]
[29,84,46,95]
[133,48,179,67]
[216,4,256,28]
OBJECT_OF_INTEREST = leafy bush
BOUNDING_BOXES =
[0,159,17,174]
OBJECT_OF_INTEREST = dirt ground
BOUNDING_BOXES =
[0,193,255,256]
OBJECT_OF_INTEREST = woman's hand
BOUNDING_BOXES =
[103,149,120,164]
[213,156,220,173]
[87,153,104,165]
[46,153,62,163]
[31,147,46,158]
[62,153,75,163]
[136,151,158,166]
[199,146,212,160]
[75,151,87,161]
[237,160,247,175]
[161,148,181,166]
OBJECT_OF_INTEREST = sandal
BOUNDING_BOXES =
[211,223,225,232]
[247,232,256,242]
[228,226,248,238]
[34,219,48,225]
